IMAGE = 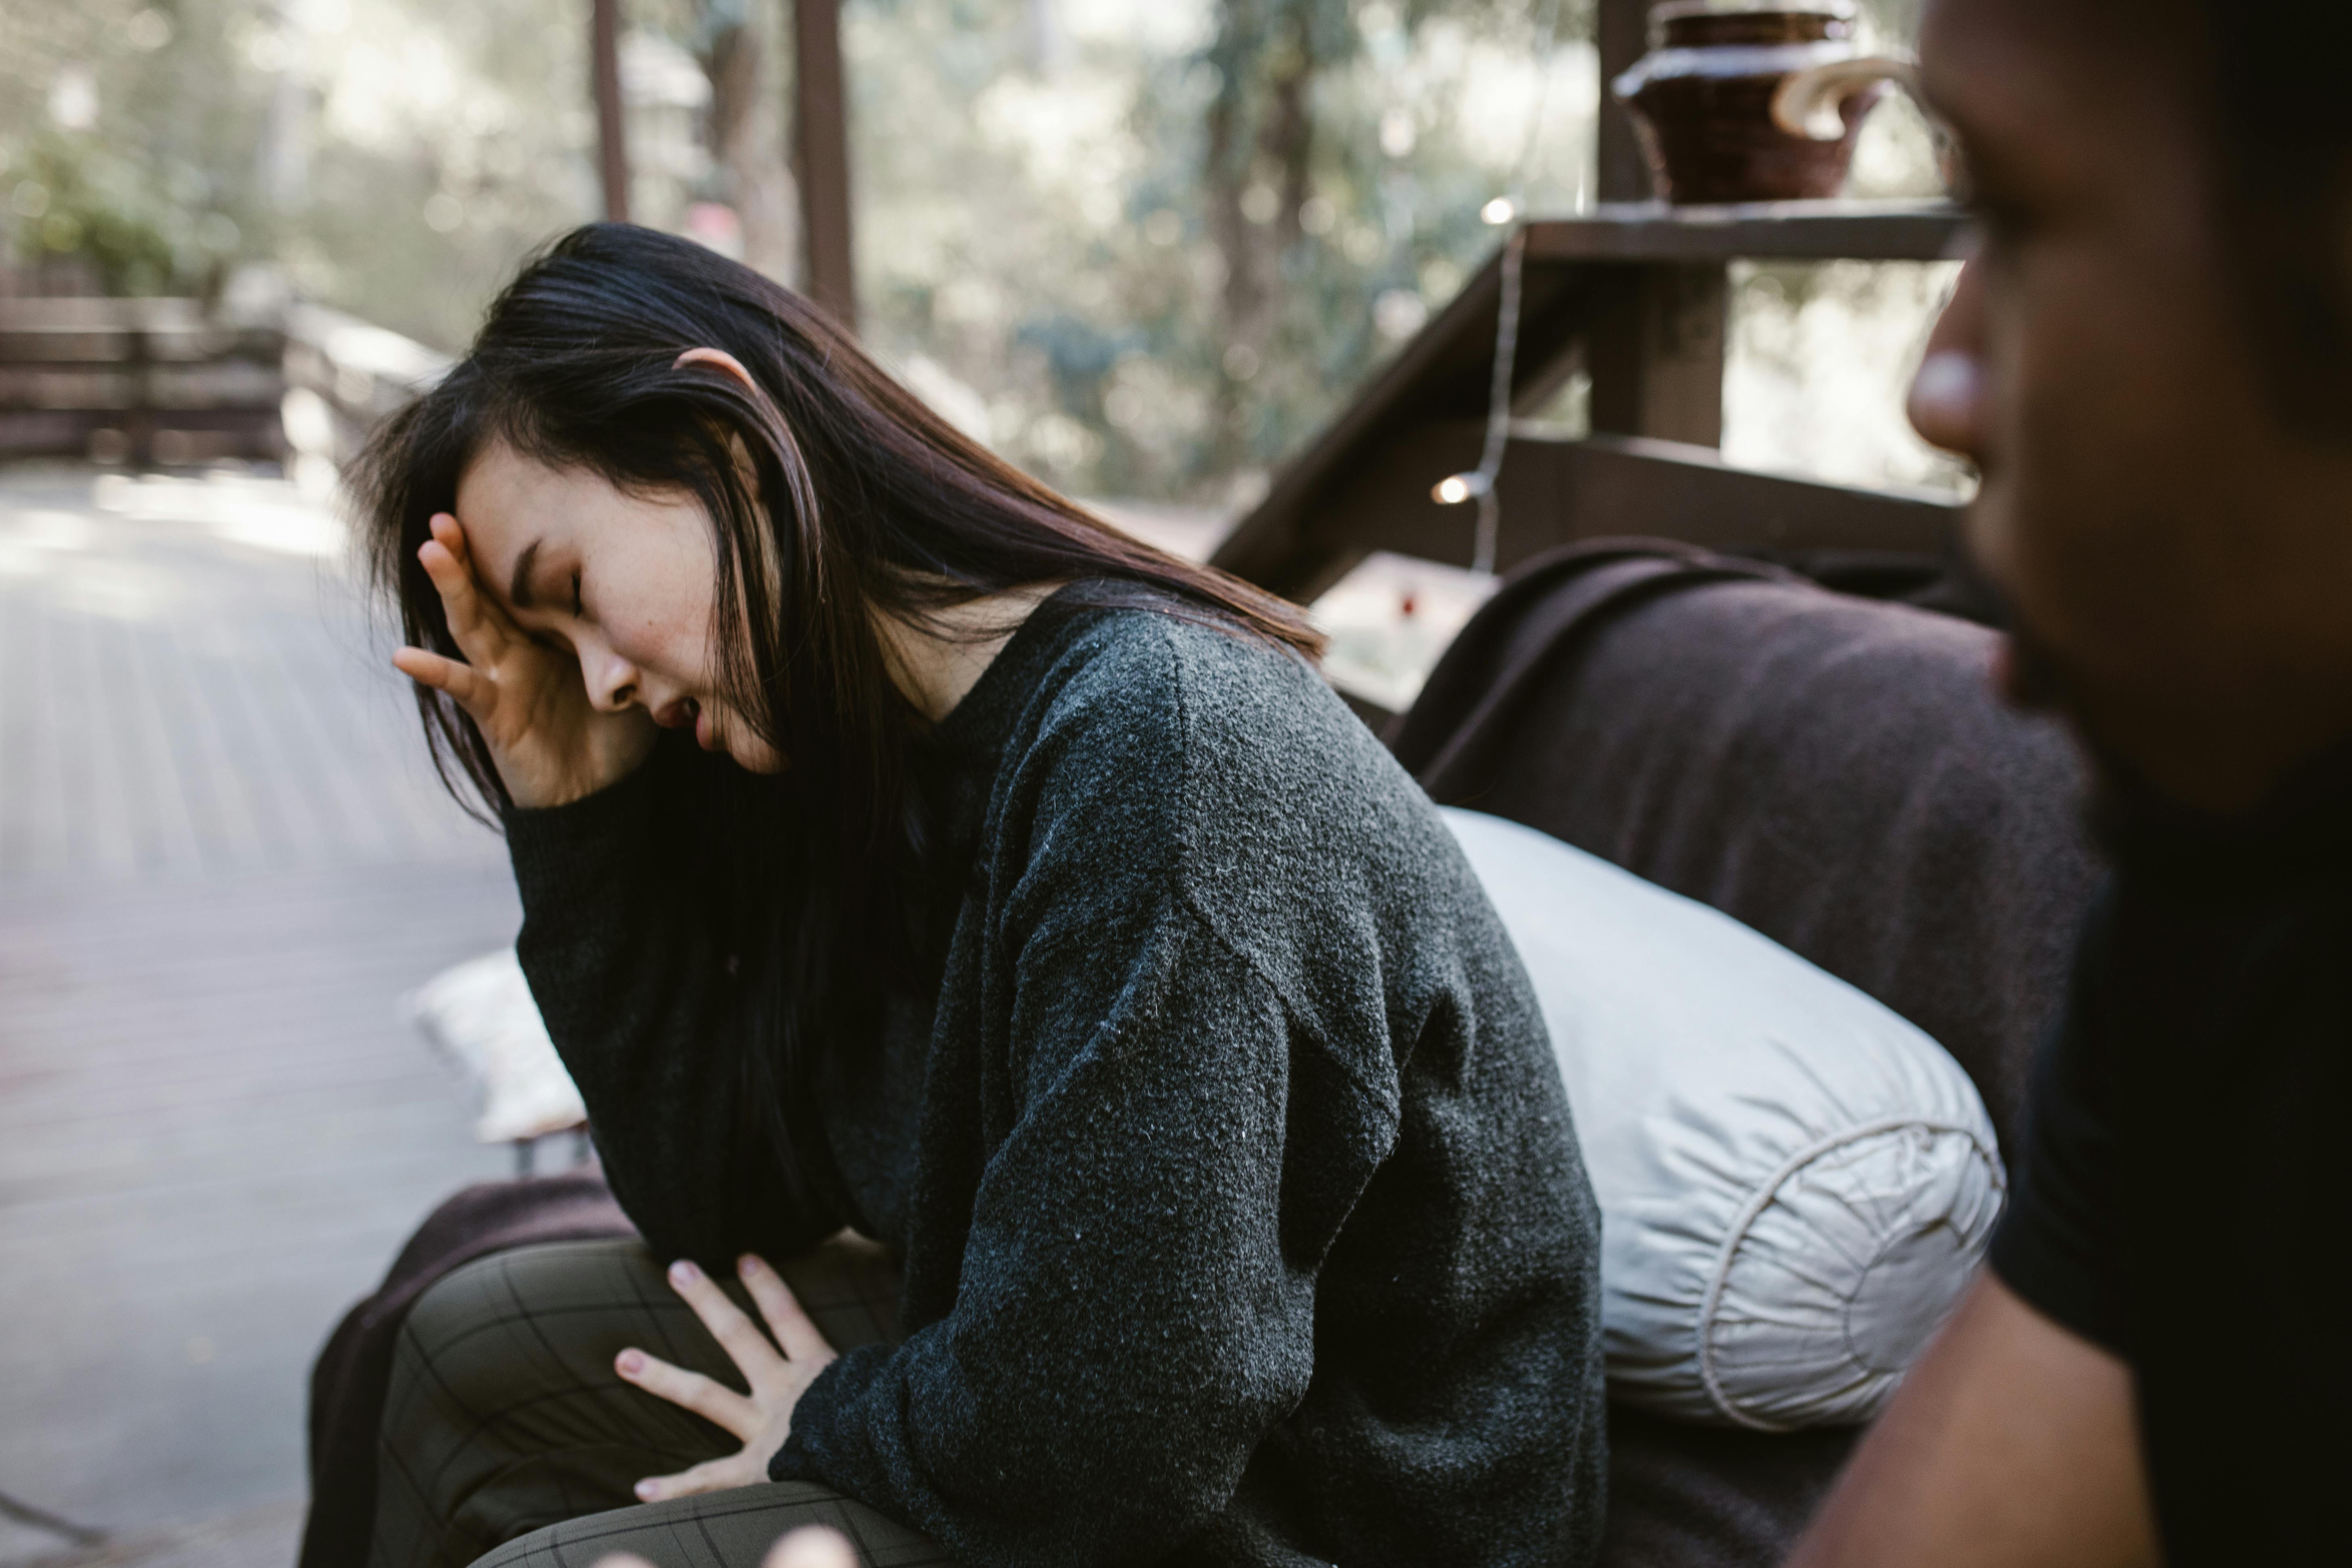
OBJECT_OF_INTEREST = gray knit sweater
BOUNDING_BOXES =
[507,587,1605,1568]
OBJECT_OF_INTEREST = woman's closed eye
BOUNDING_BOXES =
[527,571,584,654]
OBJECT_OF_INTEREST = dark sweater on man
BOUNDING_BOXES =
[1989,755,2352,1564]
[505,587,1607,1568]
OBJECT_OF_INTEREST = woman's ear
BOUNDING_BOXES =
[676,347,768,491]
[675,346,760,394]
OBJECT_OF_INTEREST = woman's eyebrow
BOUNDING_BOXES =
[508,539,543,610]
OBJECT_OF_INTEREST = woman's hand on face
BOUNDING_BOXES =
[616,1254,840,1502]
[392,512,656,809]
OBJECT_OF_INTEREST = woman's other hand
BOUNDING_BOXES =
[594,1522,859,1568]
[392,511,657,808]
[616,1254,840,1501]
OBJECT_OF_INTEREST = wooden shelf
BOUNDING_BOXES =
[1211,202,1970,602]
[1306,423,1956,577]
[1526,201,1967,264]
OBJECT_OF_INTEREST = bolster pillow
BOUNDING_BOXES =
[1444,807,2005,1429]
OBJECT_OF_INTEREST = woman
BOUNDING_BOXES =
[359,223,1604,1568]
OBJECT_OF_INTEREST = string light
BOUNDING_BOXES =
[1431,472,1489,505]
[1433,0,1560,575]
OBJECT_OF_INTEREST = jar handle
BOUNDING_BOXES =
[1770,55,1920,142]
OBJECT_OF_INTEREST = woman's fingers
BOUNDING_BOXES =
[631,1449,761,1503]
[427,511,488,590]
[594,1530,861,1568]
[390,646,489,712]
[738,1254,833,1363]
[614,1346,757,1438]
[666,1259,790,1391]
[428,509,467,561]
[765,1527,859,1568]
[417,514,511,660]
[416,535,488,637]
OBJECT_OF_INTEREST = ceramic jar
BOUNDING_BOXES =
[1612,1,1916,205]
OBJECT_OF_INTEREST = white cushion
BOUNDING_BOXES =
[1442,808,2005,1430]
[408,948,587,1145]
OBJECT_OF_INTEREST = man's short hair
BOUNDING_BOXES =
[2202,1,2352,429]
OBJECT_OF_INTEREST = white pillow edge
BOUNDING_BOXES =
[1697,1114,2007,1431]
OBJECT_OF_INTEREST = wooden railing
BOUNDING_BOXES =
[280,303,452,461]
[0,297,287,465]
[1216,0,1970,726]
[0,296,447,469]
[1210,202,1967,610]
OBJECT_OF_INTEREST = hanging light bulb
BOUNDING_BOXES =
[1480,196,1516,226]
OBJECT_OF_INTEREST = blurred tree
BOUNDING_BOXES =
[634,0,800,281]
[1201,0,1355,469]
[694,0,800,280]
[4,134,213,296]
[0,0,1705,504]
[1170,0,1594,486]
[0,0,268,296]
[0,0,602,345]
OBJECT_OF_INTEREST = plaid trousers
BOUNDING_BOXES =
[371,1236,958,1568]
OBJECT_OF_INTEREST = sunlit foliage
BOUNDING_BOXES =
[0,0,1949,500]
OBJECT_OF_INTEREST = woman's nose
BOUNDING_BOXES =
[577,640,640,713]
[1907,259,1987,460]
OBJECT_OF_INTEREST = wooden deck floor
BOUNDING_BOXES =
[0,466,518,1567]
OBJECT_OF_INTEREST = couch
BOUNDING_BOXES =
[309,538,2106,1568]
[1390,539,2106,1566]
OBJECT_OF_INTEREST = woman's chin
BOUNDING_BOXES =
[692,702,787,773]
[725,734,789,774]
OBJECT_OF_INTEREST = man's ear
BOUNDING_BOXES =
[675,346,760,394]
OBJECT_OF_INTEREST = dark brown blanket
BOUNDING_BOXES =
[299,1172,635,1568]
[1390,540,2106,1567]
[1391,539,2102,1149]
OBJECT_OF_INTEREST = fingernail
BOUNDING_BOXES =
[738,1254,760,1276]
[616,1349,644,1376]
[669,1259,701,1287]
[634,1480,658,1501]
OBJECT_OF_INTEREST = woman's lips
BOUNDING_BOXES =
[653,696,701,732]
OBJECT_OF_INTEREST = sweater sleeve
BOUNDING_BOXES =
[771,654,1401,1564]
[505,741,831,1267]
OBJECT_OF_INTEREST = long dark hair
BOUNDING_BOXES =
[355,222,1321,1241]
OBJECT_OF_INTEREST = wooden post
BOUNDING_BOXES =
[1587,264,1730,446]
[1596,0,1653,204]
[592,0,630,222]
[1588,0,1728,447]
[792,0,857,331]
[126,317,156,468]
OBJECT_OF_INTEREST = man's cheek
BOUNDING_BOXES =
[1958,468,2023,606]
[1963,445,2111,683]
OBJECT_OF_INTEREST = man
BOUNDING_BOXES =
[1790,0,2351,1563]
